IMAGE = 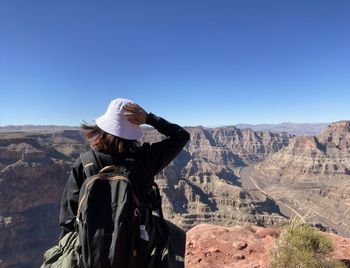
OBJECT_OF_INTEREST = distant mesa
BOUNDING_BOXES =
[234,122,329,136]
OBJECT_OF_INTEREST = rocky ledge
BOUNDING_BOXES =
[185,224,350,268]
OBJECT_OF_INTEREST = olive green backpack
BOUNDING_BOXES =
[40,231,80,268]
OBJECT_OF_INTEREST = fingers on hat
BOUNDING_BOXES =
[123,104,134,109]
[125,115,139,125]
[123,105,139,113]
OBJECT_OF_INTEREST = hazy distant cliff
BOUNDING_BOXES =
[235,122,329,136]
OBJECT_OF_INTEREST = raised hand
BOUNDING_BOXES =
[123,103,147,125]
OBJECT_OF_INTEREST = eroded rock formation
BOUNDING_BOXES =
[257,121,350,179]
[0,131,86,267]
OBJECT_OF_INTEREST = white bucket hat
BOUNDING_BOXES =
[95,98,143,140]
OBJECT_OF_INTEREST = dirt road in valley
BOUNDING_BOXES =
[238,166,297,219]
[238,166,350,237]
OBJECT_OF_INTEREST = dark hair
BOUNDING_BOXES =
[80,123,140,154]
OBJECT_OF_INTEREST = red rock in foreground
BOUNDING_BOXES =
[185,224,350,268]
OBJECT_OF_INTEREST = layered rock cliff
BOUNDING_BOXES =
[0,131,86,267]
[210,127,292,163]
[257,121,350,179]
[319,121,350,151]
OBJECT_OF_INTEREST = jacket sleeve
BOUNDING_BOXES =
[141,113,190,177]
[58,158,85,239]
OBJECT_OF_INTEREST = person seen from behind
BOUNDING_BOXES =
[59,98,190,267]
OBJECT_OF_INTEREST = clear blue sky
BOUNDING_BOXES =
[1,0,349,126]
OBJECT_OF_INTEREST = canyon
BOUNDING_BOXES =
[0,121,349,267]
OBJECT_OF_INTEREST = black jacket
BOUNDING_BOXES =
[59,113,190,238]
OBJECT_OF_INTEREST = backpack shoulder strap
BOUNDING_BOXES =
[149,182,165,219]
[80,150,102,177]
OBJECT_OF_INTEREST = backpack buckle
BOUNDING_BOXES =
[134,208,140,217]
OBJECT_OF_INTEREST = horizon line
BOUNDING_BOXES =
[0,121,336,128]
